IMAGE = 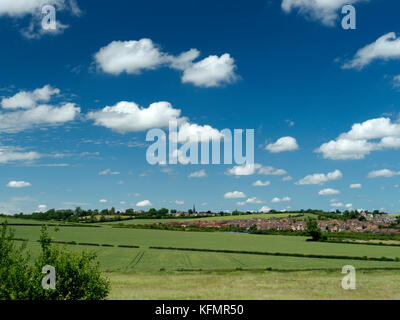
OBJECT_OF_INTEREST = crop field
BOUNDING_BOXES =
[10,223,400,260]
[102,213,317,225]
[107,270,400,300]
[5,218,400,299]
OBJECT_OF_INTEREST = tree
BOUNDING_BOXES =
[0,222,110,300]
[306,218,325,241]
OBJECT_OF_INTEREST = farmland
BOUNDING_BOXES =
[3,216,400,299]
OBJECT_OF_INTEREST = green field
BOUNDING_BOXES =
[4,218,400,299]
[10,224,400,260]
[101,213,316,225]
[107,270,400,300]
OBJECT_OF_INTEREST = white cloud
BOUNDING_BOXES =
[330,202,344,207]
[181,54,238,87]
[0,85,80,133]
[246,197,264,204]
[259,206,271,213]
[265,136,299,153]
[350,183,362,189]
[0,147,40,163]
[136,200,152,207]
[37,204,47,212]
[174,200,184,205]
[297,169,342,185]
[88,101,181,133]
[226,163,286,176]
[1,85,59,109]
[99,199,107,203]
[343,32,400,69]
[6,181,31,188]
[281,0,362,26]
[88,99,222,143]
[98,169,120,175]
[253,180,271,187]
[176,122,223,143]
[345,203,353,209]
[94,38,238,88]
[226,163,259,176]
[282,176,293,181]
[224,191,246,199]
[319,188,340,196]
[0,0,82,39]
[188,169,207,178]
[258,166,287,176]
[316,117,400,160]
[368,169,400,178]
[94,39,167,75]
[271,197,291,203]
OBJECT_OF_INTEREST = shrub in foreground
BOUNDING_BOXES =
[0,222,110,300]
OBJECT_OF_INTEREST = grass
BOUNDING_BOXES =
[107,269,400,300]
[10,225,400,260]
[103,213,317,225]
[6,221,400,299]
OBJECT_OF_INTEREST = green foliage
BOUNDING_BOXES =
[306,218,326,241]
[0,221,110,300]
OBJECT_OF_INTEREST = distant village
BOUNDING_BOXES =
[153,211,400,234]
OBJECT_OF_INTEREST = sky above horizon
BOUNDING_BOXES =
[1,0,400,214]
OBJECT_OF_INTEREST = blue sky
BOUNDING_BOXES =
[1,0,400,214]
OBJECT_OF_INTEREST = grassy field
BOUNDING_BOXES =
[20,241,400,272]
[102,213,317,225]
[107,269,400,300]
[5,218,400,299]
[10,224,400,260]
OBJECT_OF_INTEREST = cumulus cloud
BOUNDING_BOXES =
[0,147,40,163]
[265,136,299,153]
[99,199,107,203]
[37,204,47,212]
[226,163,287,176]
[176,122,224,143]
[224,191,246,199]
[245,197,264,204]
[281,0,362,26]
[350,183,362,189]
[1,85,59,109]
[316,117,400,160]
[136,200,152,207]
[368,169,400,178]
[343,32,400,69]
[6,181,31,188]
[94,38,238,88]
[297,169,343,185]
[318,188,340,196]
[188,169,207,178]
[253,180,271,187]
[98,169,120,175]
[94,39,167,75]
[271,197,291,203]
[259,206,271,213]
[181,54,237,87]
[0,85,80,133]
[330,202,344,207]
[87,99,223,143]
[0,0,82,39]
[88,101,181,133]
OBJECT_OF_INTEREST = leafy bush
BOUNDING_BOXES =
[0,222,110,300]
